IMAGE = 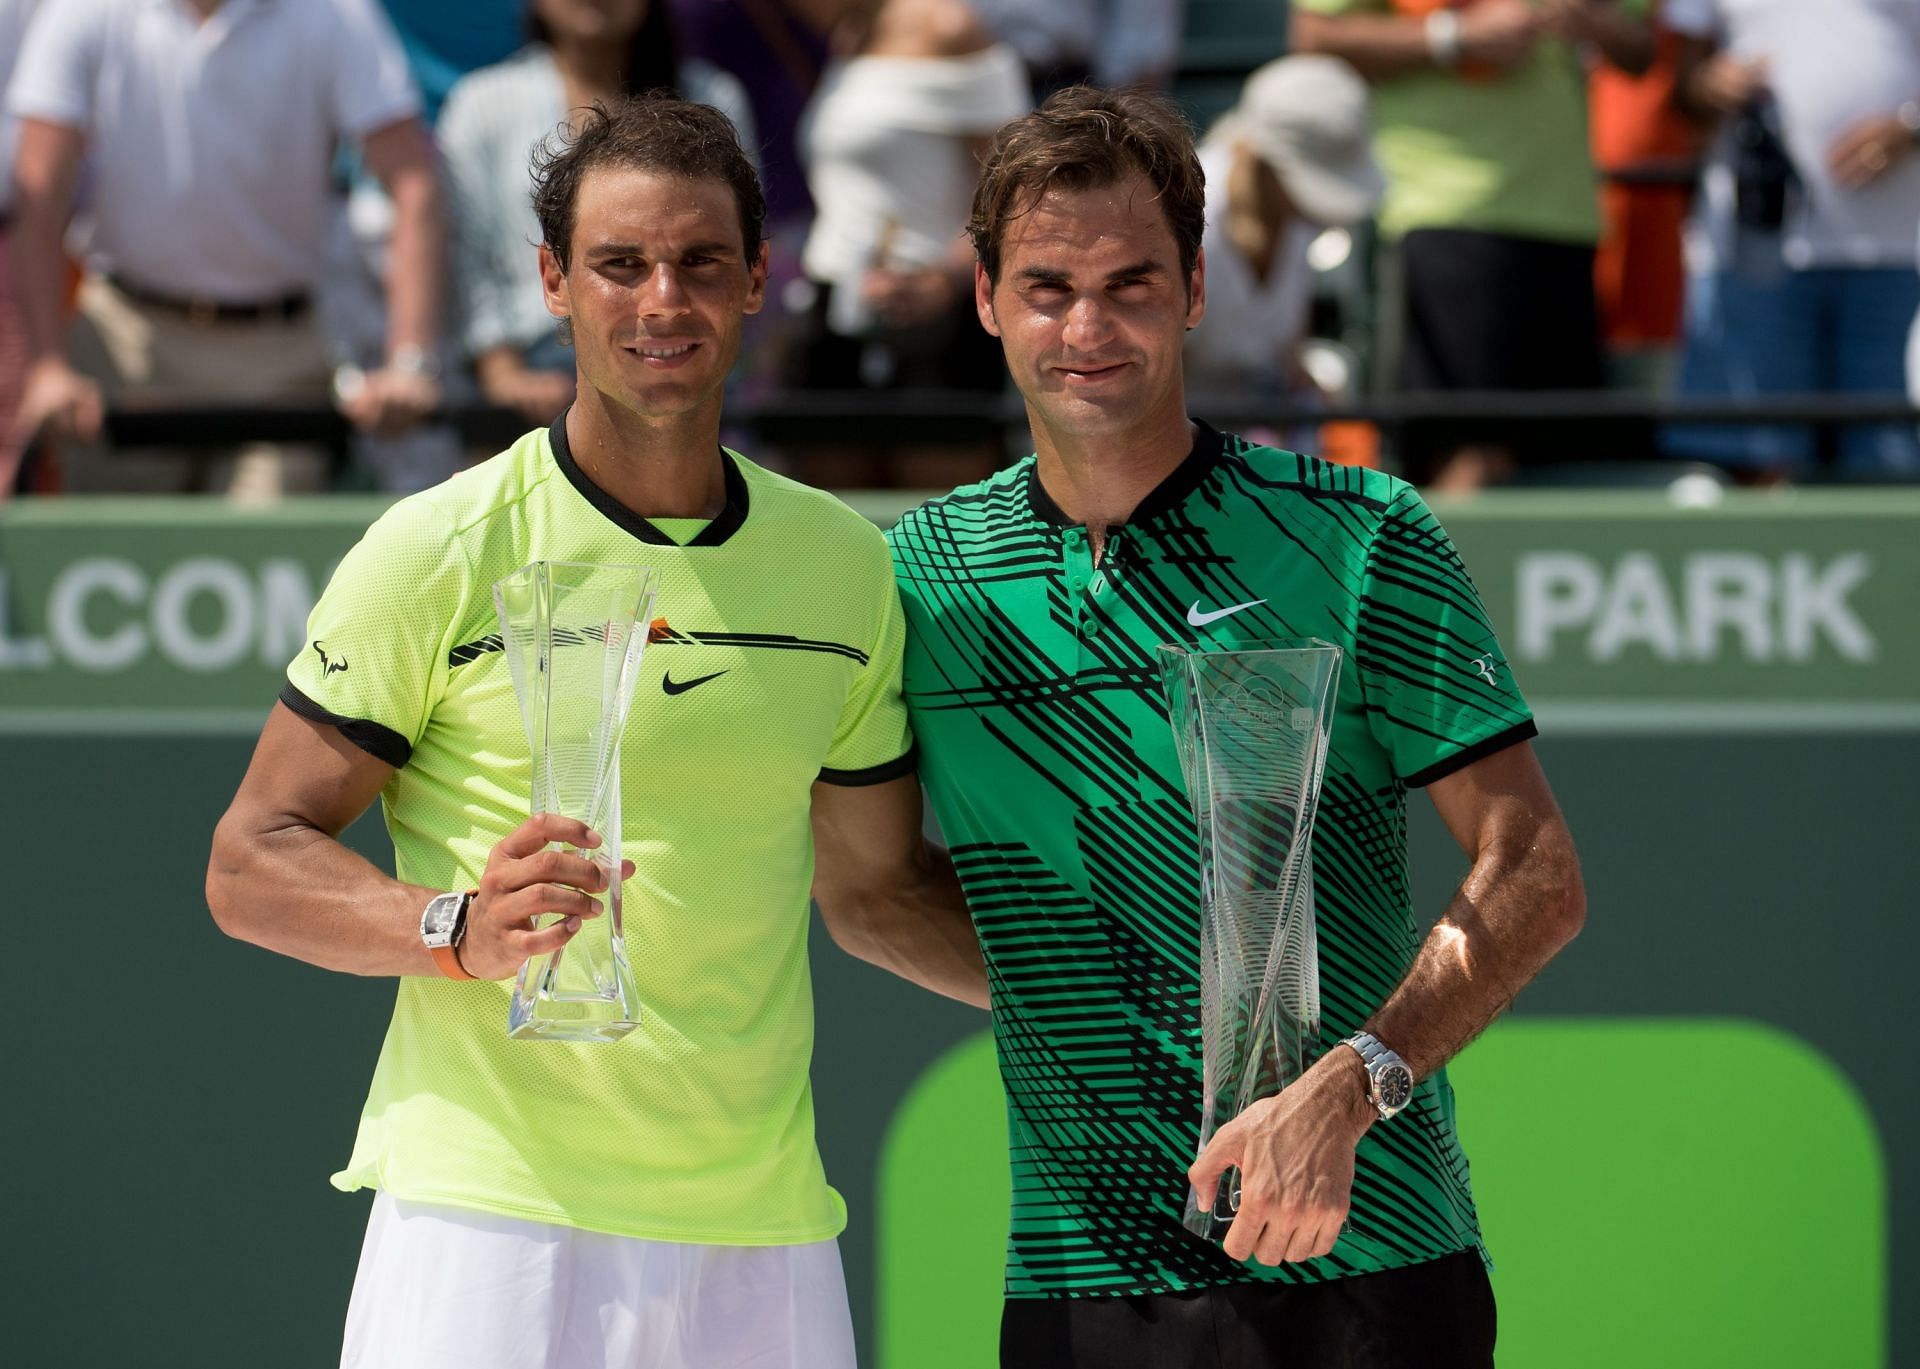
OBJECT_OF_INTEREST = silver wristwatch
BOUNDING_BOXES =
[1342,1031,1414,1121]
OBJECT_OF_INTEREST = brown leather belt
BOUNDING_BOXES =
[108,274,310,326]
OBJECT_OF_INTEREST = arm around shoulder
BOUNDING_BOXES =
[810,773,989,1009]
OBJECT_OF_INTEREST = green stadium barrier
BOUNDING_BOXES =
[2,489,1913,726]
[2,488,1914,1366]
[1453,1020,1885,1367]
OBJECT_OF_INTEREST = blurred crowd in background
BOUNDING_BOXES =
[0,0,1916,501]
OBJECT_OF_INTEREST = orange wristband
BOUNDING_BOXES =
[430,890,479,981]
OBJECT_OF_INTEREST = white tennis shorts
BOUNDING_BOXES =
[340,1193,857,1369]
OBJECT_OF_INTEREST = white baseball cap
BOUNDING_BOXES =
[1223,55,1385,227]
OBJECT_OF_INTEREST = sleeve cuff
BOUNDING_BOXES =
[279,682,413,770]
[8,96,88,129]
[1402,719,1539,790]
[818,742,919,787]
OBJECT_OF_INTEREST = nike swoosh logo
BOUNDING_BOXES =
[662,670,728,696]
[1187,599,1267,627]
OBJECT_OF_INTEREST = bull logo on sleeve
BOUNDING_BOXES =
[312,640,350,677]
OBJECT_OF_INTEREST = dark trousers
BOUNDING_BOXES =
[999,1250,1496,1369]
[1395,227,1610,481]
[1398,228,1604,394]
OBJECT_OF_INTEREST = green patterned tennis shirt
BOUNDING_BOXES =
[887,424,1537,1297]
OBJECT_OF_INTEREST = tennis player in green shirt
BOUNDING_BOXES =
[888,86,1586,1366]
[207,96,981,1369]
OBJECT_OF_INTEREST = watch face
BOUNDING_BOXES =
[422,894,459,942]
[1377,1063,1414,1113]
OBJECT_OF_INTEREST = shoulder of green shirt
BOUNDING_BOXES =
[886,459,1034,545]
[1225,431,1413,503]
[886,439,1422,543]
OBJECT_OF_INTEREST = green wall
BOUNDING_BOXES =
[2,491,1913,1366]
[876,1021,1885,1368]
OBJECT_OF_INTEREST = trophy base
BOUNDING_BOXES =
[1181,1165,1244,1243]
[506,999,641,1043]
[506,902,643,1043]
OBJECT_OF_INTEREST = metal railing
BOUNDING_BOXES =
[74,389,1920,483]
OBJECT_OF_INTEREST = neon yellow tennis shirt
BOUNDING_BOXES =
[282,418,914,1245]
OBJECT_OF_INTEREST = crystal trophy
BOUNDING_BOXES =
[493,560,657,1042]
[1159,638,1342,1241]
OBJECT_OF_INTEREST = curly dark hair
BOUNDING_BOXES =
[531,93,766,272]
[968,86,1205,287]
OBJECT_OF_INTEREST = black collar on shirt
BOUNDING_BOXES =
[1025,420,1226,530]
[548,410,750,548]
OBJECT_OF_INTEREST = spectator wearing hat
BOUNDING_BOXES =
[1292,0,1654,489]
[1185,55,1384,402]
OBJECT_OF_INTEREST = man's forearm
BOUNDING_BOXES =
[208,816,441,977]
[15,192,71,362]
[383,168,445,357]
[1291,11,1446,80]
[12,120,87,360]
[818,843,990,1009]
[1365,819,1585,1080]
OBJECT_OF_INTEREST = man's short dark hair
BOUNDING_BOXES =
[968,86,1206,287]
[531,94,766,271]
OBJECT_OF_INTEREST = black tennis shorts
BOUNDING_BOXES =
[999,1249,1496,1369]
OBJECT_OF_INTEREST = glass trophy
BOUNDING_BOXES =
[493,560,657,1042]
[1158,638,1342,1241]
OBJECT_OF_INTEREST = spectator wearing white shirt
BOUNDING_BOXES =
[8,0,445,496]
[786,0,1027,485]
[1667,0,1920,478]
[1185,56,1384,401]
